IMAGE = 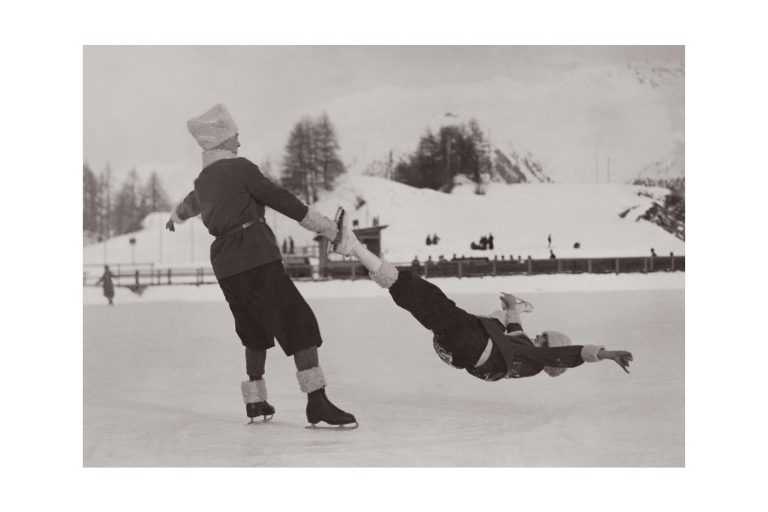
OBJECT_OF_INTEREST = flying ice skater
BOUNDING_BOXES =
[331,209,633,381]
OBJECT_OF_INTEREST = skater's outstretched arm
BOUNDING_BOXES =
[166,190,200,232]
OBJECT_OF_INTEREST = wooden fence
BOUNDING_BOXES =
[84,255,684,290]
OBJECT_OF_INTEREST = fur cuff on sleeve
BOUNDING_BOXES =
[299,207,333,234]
[369,260,399,289]
[296,366,327,393]
[581,344,605,363]
[170,206,187,225]
[241,379,267,404]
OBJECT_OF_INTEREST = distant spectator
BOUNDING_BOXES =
[95,265,115,306]
[289,236,295,254]
[651,248,657,258]
[426,235,433,246]
[549,250,556,259]
[573,242,580,249]
[480,235,488,250]
[501,255,505,261]
[427,256,434,265]
[438,255,447,263]
[412,256,421,267]
[282,239,288,254]
[432,233,440,245]
[373,216,379,227]
[548,234,552,248]
[451,253,457,261]
[471,241,482,250]
[488,233,495,250]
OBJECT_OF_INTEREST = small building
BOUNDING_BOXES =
[315,225,388,276]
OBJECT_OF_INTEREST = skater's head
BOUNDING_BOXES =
[187,103,239,150]
[534,331,572,377]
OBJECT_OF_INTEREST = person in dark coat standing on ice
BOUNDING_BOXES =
[332,209,633,382]
[166,104,356,428]
[95,265,115,306]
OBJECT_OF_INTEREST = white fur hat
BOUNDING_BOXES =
[541,330,572,377]
[187,104,239,150]
[543,330,571,347]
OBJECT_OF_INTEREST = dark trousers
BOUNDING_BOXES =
[218,261,323,355]
[388,271,488,369]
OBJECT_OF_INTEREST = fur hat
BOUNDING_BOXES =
[187,104,239,150]
[540,330,572,377]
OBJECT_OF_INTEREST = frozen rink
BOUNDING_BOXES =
[83,278,684,467]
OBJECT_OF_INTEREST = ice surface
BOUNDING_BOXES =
[83,284,684,467]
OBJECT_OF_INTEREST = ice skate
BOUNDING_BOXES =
[500,292,533,313]
[246,401,275,424]
[241,379,274,424]
[331,207,359,256]
[305,388,358,430]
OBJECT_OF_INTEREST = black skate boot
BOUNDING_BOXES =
[306,388,358,429]
[241,379,274,424]
[246,401,275,424]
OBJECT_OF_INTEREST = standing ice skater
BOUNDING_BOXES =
[166,104,356,428]
[332,209,633,381]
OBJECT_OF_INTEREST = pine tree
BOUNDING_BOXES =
[281,119,314,204]
[143,172,171,214]
[281,115,346,204]
[97,163,113,240]
[314,113,345,191]
[83,163,100,233]
[112,169,144,234]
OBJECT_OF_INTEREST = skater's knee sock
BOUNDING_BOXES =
[296,365,327,394]
[293,346,319,371]
[369,259,399,289]
[245,347,266,379]
[241,379,267,404]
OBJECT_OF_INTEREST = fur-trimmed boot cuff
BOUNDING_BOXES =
[581,344,605,363]
[241,379,267,404]
[370,260,399,289]
[297,366,327,394]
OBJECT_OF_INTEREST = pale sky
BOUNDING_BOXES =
[83,45,683,175]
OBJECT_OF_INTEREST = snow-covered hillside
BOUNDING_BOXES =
[83,175,685,268]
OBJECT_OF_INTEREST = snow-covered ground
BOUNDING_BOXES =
[84,274,684,467]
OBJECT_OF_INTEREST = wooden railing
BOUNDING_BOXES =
[84,255,684,290]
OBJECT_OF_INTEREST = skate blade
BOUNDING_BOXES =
[305,421,359,430]
[330,207,345,253]
[247,415,274,425]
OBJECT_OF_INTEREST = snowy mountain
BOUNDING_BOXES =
[83,175,685,269]
[109,59,683,202]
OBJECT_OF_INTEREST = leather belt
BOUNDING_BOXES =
[215,218,264,239]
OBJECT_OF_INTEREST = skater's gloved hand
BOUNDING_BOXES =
[165,219,175,232]
[318,221,338,241]
[300,208,338,240]
[599,350,633,373]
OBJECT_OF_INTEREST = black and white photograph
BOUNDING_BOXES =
[82,45,685,467]
[13,1,768,509]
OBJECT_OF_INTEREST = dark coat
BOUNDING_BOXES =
[175,157,309,279]
[97,270,115,298]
